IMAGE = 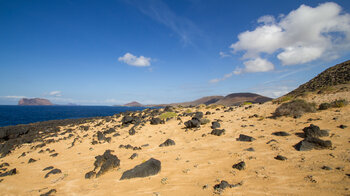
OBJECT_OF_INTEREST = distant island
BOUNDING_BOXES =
[144,92,272,107]
[18,98,54,106]
[113,101,144,107]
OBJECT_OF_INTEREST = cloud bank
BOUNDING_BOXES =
[118,53,151,67]
[231,2,350,74]
[49,91,62,97]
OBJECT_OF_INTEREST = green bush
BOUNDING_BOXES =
[272,96,293,104]
[242,102,252,105]
[274,99,316,118]
[319,99,348,110]
[159,112,177,120]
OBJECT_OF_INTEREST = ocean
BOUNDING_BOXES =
[0,105,149,127]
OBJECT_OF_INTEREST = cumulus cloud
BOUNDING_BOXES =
[49,91,62,97]
[231,2,350,72]
[118,53,151,67]
[209,71,234,83]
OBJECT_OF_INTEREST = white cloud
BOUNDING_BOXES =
[49,91,62,97]
[257,15,276,25]
[118,53,151,67]
[219,51,230,58]
[0,95,26,99]
[231,2,350,70]
[209,71,235,83]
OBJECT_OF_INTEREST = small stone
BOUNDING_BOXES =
[274,155,287,161]
[232,161,246,170]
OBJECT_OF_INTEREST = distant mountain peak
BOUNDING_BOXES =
[124,101,143,107]
[18,98,53,106]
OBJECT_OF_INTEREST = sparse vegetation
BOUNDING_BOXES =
[273,99,316,118]
[242,102,252,105]
[184,109,192,114]
[272,96,293,104]
[159,112,177,120]
[319,99,348,110]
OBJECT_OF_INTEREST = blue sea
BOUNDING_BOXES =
[0,105,149,127]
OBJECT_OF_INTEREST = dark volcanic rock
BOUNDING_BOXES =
[272,131,290,136]
[129,127,136,135]
[150,118,164,125]
[210,129,225,136]
[43,166,54,171]
[295,137,332,151]
[245,147,255,152]
[103,128,116,134]
[120,158,161,180]
[184,119,201,128]
[211,122,221,129]
[40,189,57,196]
[193,112,203,120]
[213,180,242,191]
[236,134,255,142]
[0,163,9,168]
[122,116,140,126]
[159,139,176,147]
[232,161,246,170]
[274,155,288,161]
[44,168,61,178]
[85,171,96,179]
[321,166,332,170]
[129,153,138,160]
[303,124,329,138]
[85,150,120,179]
[28,158,37,163]
[0,168,17,177]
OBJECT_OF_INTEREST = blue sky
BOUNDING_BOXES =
[1,0,350,105]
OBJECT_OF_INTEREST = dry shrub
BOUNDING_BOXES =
[274,99,316,118]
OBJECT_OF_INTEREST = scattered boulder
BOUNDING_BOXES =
[0,168,17,177]
[150,118,164,125]
[245,147,255,152]
[44,168,61,178]
[274,155,287,161]
[103,128,116,135]
[303,124,329,138]
[0,163,9,168]
[213,180,242,191]
[338,124,348,129]
[120,158,161,180]
[122,116,140,126]
[85,150,120,179]
[236,134,255,142]
[129,153,138,160]
[321,166,332,170]
[85,171,96,179]
[295,137,332,151]
[28,158,37,163]
[184,119,201,128]
[129,127,136,135]
[211,122,220,129]
[272,131,290,136]
[40,189,57,196]
[43,166,54,171]
[210,129,225,136]
[159,139,176,147]
[232,161,246,170]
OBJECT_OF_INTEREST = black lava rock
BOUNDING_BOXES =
[120,158,161,180]
[0,168,17,177]
[211,122,221,129]
[236,134,255,142]
[159,139,176,147]
[274,155,287,161]
[129,153,138,160]
[28,158,37,163]
[45,168,62,178]
[129,127,136,135]
[184,119,201,128]
[210,129,225,136]
[272,131,290,136]
[43,166,54,171]
[295,137,332,151]
[40,189,57,196]
[150,118,164,125]
[232,161,246,170]
[321,166,332,170]
[303,124,329,138]
[213,180,242,191]
[85,171,96,179]
[92,150,120,178]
